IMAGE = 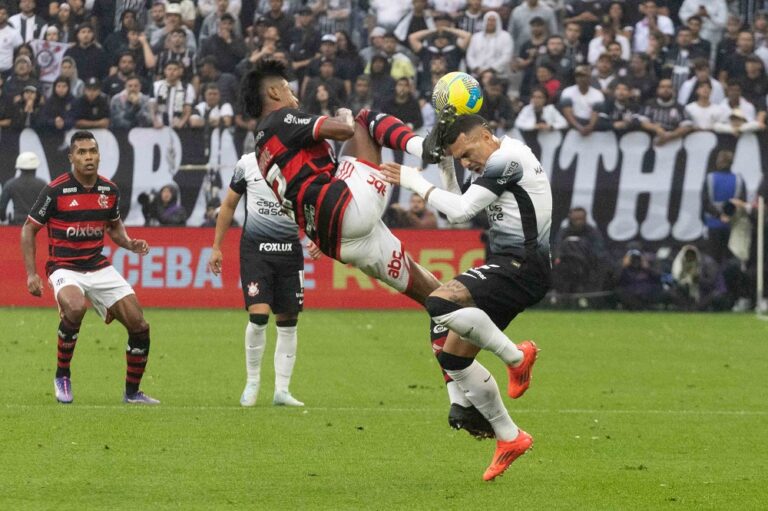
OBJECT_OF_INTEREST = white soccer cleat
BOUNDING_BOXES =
[273,390,304,407]
[240,382,259,407]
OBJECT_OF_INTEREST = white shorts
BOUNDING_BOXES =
[49,266,135,320]
[336,157,412,292]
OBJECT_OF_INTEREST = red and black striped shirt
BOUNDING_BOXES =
[28,172,120,276]
[254,107,352,259]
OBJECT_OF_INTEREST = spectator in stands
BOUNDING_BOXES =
[670,244,720,311]
[645,30,668,78]
[685,81,728,130]
[605,41,628,76]
[119,28,156,80]
[417,53,447,101]
[312,0,352,35]
[663,26,708,93]
[110,74,154,129]
[144,184,187,226]
[456,0,484,34]
[639,78,693,146]
[588,25,630,66]
[368,53,396,108]
[678,0,728,54]
[0,151,45,225]
[563,0,604,44]
[0,4,23,78]
[144,1,165,46]
[72,77,110,129]
[151,2,196,52]
[466,12,513,79]
[377,31,416,80]
[152,60,195,129]
[303,58,346,105]
[10,83,41,127]
[742,56,768,109]
[348,74,373,113]
[633,0,675,52]
[102,52,148,98]
[563,21,587,66]
[52,2,75,43]
[38,77,75,131]
[198,56,238,106]
[190,83,233,129]
[624,53,656,103]
[59,56,84,98]
[103,8,137,60]
[368,0,411,32]
[199,13,247,76]
[304,34,356,94]
[536,36,575,86]
[394,0,433,45]
[68,0,88,27]
[334,30,365,83]
[718,79,765,133]
[381,75,422,133]
[678,59,725,106]
[552,206,609,294]
[684,15,712,58]
[616,248,664,310]
[515,85,568,132]
[715,14,742,78]
[559,64,604,136]
[478,75,516,133]
[359,26,387,65]
[719,31,754,83]
[9,0,46,44]
[200,0,243,48]
[602,1,633,40]
[516,16,550,99]
[702,149,746,263]
[156,28,197,86]
[596,80,641,132]
[409,21,471,74]
[591,53,618,96]
[201,0,242,18]
[509,0,558,50]
[534,63,562,100]
[384,193,438,229]
[287,7,320,79]
[65,23,109,82]
[304,83,339,116]
[0,73,12,127]
[4,54,38,100]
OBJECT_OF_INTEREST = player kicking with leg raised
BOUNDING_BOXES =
[239,58,494,438]
[208,153,323,407]
[21,131,159,405]
[381,112,552,481]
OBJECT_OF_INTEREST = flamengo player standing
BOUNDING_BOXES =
[20,131,159,405]
[208,153,321,407]
[381,112,552,481]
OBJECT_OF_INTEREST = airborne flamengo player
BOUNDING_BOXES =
[21,131,159,405]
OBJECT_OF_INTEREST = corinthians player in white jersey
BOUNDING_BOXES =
[208,153,322,407]
[381,112,553,481]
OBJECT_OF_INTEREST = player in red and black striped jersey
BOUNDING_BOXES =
[21,131,159,405]
[241,59,495,439]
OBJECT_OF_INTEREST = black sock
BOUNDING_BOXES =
[56,317,81,379]
[125,328,150,395]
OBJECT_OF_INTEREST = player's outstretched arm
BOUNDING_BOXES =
[107,219,150,255]
[316,108,355,142]
[21,219,44,297]
[208,188,242,275]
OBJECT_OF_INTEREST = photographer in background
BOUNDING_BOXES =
[615,248,664,310]
[138,184,187,226]
[0,152,46,225]
[702,150,746,264]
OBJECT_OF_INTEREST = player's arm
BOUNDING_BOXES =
[107,218,150,255]
[315,108,355,141]
[208,188,242,275]
[21,219,44,296]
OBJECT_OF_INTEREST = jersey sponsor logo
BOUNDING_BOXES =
[97,185,111,192]
[247,281,259,297]
[387,250,405,279]
[98,194,109,209]
[65,224,104,238]
[366,174,388,196]
[487,203,503,222]
[69,199,80,207]
[283,113,311,126]
[38,195,52,216]
[496,161,520,185]
[62,187,78,194]
[254,130,265,145]
[258,242,293,253]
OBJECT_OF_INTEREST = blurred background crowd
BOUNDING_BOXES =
[0,0,766,311]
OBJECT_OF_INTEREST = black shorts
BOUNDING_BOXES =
[455,250,552,330]
[240,238,304,314]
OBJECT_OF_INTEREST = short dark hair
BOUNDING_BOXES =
[687,15,702,24]
[70,131,97,151]
[444,115,492,146]
[240,58,290,119]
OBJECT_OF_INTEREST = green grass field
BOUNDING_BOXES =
[1,308,767,510]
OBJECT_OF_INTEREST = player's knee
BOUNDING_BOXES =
[61,300,87,323]
[249,313,269,326]
[275,318,298,327]
[425,296,462,320]
[126,317,149,334]
[436,351,474,371]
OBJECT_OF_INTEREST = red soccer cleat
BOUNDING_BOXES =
[483,429,533,481]
[507,340,538,399]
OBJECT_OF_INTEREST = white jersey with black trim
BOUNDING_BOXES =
[230,153,300,243]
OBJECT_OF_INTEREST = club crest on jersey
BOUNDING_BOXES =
[98,194,109,209]
[247,282,259,297]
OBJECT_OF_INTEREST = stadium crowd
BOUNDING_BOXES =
[0,0,767,311]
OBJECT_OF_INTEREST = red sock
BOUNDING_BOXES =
[56,317,80,378]
[355,109,416,152]
[125,328,150,394]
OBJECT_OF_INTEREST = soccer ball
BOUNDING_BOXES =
[431,72,484,115]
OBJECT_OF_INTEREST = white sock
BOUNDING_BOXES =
[405,135,424,158]
[446,380,472,407]
[445,360,519,441]
[274,325,298,393]
[245,322,267,384]
[434,307,523,366]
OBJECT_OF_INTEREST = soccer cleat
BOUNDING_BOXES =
[483,429,533,481]
[448,404,495,439]
[54,377,73,404]
[273,390,304,407]
[123,391,160,405]
[422,104,458,165]
[507,340,538,399]
[240,382,259,407]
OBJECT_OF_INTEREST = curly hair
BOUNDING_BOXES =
[239,58,290,119]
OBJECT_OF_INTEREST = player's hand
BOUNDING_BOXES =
[380,162,403,185]
[128,239,149,255]
[305,240,322,260]
[336,108,354,127]
[209,247,223,275]
[27,274,43,297]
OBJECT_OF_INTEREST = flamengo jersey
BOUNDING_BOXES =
[230,153,300,243]
[28,172,120,276]
[254,107,352,258]
[471,136,552,258]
